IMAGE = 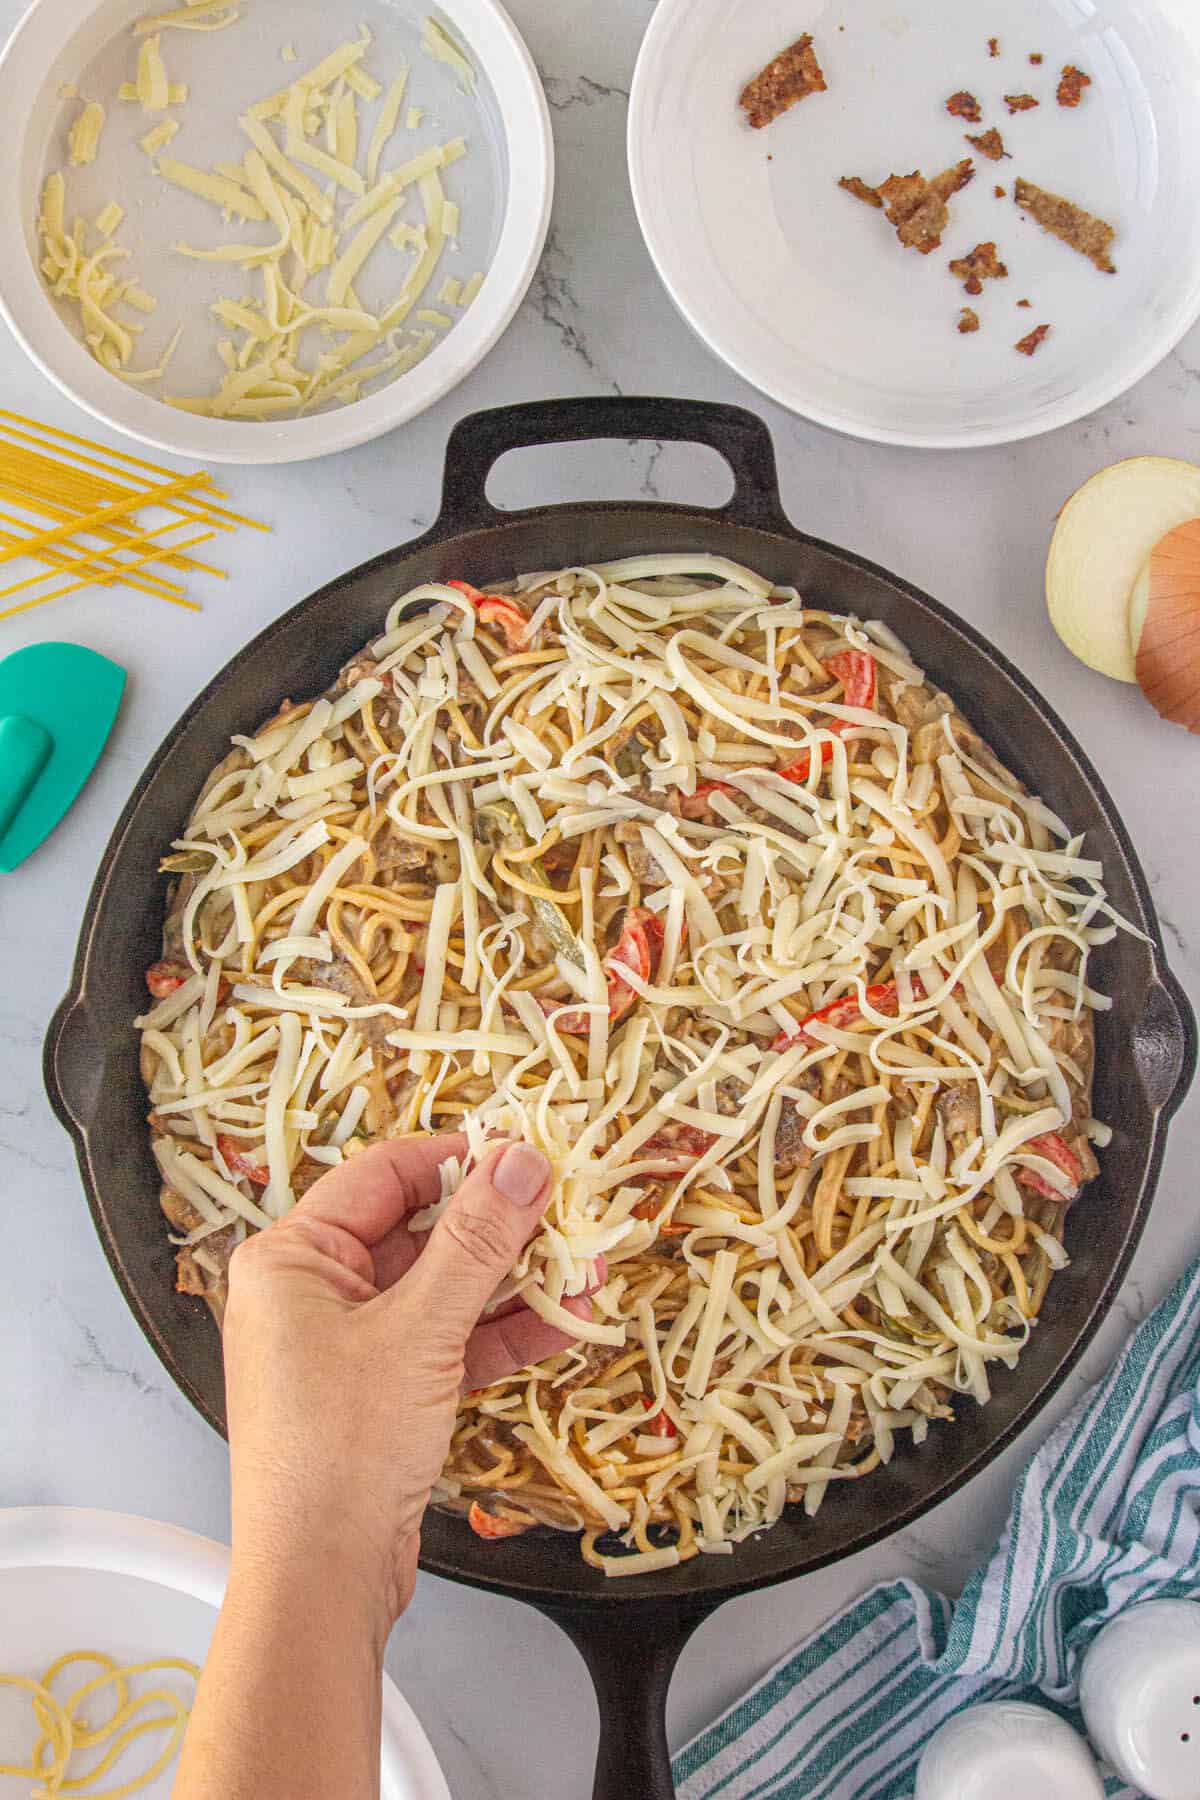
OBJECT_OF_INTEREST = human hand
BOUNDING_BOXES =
[221,1134,583,1635]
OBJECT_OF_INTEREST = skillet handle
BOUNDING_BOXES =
[533,1598,708,1799]
[1135,965,1197,1119]
[436,395,791,535]
[44,990,100,1138]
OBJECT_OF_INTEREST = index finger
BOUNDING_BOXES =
[295,1132,468,1246]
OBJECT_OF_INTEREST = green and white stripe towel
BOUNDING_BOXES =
[673,1255,1200,1800]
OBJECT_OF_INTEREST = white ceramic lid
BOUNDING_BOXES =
[629,0,1200,449]
[0,1507,450,1800]
[915,1699,1105,1800]
[1080,1600,1200,1800]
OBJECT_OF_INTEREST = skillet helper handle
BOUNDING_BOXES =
[44,992,102,1136]
[1134,965,1197,1120]
[437,394,791,535]
[535,1599,705,1800]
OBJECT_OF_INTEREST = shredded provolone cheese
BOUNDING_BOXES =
[140,558,1119,1570]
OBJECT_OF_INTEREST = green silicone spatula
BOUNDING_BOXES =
[0,643,125,872]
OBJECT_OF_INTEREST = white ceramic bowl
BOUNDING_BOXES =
[0,1507,450,1800]
[629,0,1200,449]
[0,0,552,464]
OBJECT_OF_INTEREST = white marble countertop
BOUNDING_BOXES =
[2,1,1199,1794]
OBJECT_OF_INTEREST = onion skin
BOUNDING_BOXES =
[1134,517,1200,734]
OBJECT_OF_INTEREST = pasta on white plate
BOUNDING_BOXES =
[136,555,1135,1575]
[0,1649,198,1797]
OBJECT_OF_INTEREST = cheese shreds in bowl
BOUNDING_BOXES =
[36,14,491,419]
[136,558,1134,1574]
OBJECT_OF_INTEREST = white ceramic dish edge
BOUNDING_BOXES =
[0,0,553,465]
[0,1506,452,1800]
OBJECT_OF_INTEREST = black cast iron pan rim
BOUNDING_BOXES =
[45,394,1195,1622]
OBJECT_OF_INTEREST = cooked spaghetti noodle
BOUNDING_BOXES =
[136,556,1131,1573]
[0,1650,197,1797]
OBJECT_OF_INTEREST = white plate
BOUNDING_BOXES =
[629,0,1200,448]
[0,1508,450,1800]
[0,0,552,464]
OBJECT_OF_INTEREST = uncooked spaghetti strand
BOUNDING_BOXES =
[0,412,269,533]
[0,533,212,621]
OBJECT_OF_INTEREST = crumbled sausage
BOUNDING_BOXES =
[739,35,827,128]
[965,127,1009,162]
[838,174,883,209]
[949,241,1008,295]
[946,91,983,123]
[1015,323,1051,355]
[1014,177,1116,273]
[614,819,665,885]
[369,826,429,874]
[1057,65,1091,107]
[937,1084,981,1143]
[875,160,974,255]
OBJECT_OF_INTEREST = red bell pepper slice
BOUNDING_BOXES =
[1016,1132,1082,1203]
[776,741,835,785]
[639,909,666,965]
[145,960,188,999]
[146,960,230,1004]
[607,908,654,1021]
[771,974,926,1052]
[641,1395,677,1438]
[217,1135,270,1186]
[446,579,528,652]
[826,648,877,710]
[777,649,877,785]
[535,997,591,1035]
[467,1501,533,1540]
[537,906,666,1034]
[631,1193,694,1227]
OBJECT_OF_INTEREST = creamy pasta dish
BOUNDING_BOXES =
[136,555,1125,1575]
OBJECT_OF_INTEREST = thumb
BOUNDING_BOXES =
[404,1142,552,1344]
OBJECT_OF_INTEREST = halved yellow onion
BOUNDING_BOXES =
[1046,457,1200,681]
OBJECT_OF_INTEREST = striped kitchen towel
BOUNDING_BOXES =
[673,1254,1200,1800]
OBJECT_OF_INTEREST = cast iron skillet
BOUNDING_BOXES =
[46,397,1195,1799]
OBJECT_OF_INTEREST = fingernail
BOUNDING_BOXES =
[493,1143,551,1207]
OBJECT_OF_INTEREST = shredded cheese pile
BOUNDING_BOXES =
[137,557,1134,1575]
[38,11,488,418]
